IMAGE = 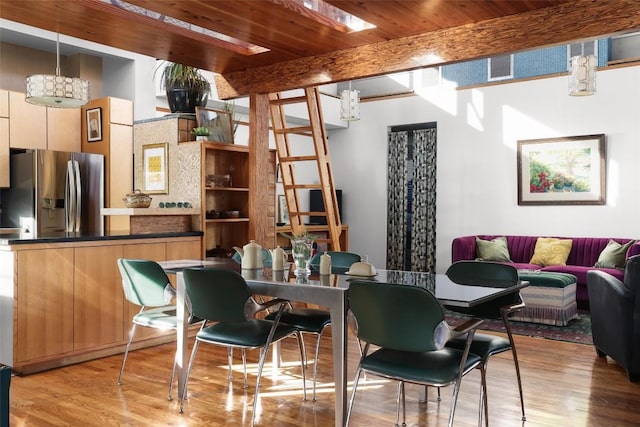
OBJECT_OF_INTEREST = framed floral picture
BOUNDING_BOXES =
[517,134,606,205]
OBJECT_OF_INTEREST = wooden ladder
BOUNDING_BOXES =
[268,87,342,251]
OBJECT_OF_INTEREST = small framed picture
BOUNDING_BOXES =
[86,107,102,142]
[143,143,169,194]
[196,106,234,144]
[278,195,289,224]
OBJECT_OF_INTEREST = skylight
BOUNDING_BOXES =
[103,0,269,55]
[299,0,376,32]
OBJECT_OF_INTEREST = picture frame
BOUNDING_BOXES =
[517,134,606,206]
[195,106,234,144]
[86,107,102,142]
[143,143,169,194]
[278,195,289,224]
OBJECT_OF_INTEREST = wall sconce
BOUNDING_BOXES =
[568,55,597,96]
[25,33,89,108]
[340,82,360,121]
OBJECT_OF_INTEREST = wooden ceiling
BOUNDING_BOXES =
[2,0,640,99]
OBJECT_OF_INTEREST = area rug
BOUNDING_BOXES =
[444,309,593,345]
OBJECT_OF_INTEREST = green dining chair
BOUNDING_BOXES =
[180,267,306,424]
[445,261,526,424]
[117,258,201,400]
[0,365,10,427]
[267,250,362,400]
[346,280,485,427]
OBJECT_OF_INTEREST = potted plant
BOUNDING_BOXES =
[160,62,211,113]
[192,126,210,141]
[280,228,318,276]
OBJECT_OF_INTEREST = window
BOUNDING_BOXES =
[488,54,513,81]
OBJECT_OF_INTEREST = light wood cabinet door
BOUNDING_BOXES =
[167,238,202,260]
[9,91,46,149]
[73,245,125,350]
[15,248,74,363]
[0,117,8,188]
[47,107,81,152]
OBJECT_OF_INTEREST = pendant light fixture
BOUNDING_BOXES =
[340,81,360,121]
[568,54,597,96]
[25,33,89,108]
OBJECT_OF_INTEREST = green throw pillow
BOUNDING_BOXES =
[475,236,512,262]
[594,239,637,269]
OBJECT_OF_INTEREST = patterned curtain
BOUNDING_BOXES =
[386,127,437,272]
[386,131,409,270]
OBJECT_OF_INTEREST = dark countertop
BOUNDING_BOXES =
[0,230,203,245]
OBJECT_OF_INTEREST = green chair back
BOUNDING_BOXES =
[348,280,445,353]
[183,268,252,322]
[0,365,10,427]
[117,259,172,307]
[446,261,518,288]
[309,251,361,273]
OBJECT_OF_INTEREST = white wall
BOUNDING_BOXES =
[328,66,640,272]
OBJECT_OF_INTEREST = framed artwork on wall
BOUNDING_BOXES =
[143,143,169,194]
[86,107,102,142]
[517,134,606,205]
[278,195,289,224]
[195,107,234,144]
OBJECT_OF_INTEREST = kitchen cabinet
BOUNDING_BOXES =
[201,141,276,258]
[0,234,201,374]
[8,91,80,151]
[0,90,8,187]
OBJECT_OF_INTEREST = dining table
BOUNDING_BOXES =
[160,259,528,427]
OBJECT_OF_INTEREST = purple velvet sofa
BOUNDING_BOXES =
[452,235,640,307]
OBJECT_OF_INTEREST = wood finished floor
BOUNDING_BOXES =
[8,330,640,426]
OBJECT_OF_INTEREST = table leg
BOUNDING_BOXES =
[330,292,348,426]
[175,271,189,411]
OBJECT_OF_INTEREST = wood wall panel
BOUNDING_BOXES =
[47,107,81,152]
[15,248,74,362]
[73,245,124,350]
[0,117,8,188]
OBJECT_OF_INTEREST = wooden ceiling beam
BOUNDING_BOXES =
[215,0,640,98]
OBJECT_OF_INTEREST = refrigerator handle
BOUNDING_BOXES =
[73,160,82,232]
[66,160,76,232]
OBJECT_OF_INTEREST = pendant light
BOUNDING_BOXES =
[568,54,596,96]
[25,34,89,108]
[340,81,360,121]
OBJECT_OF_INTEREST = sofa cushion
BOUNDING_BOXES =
[594,239,637,269]
[475,236,511,262]
[530,237,573,267]
[541,265,625,288]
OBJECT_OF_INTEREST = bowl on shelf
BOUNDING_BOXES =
[122,189,152,208]
[221,210,240,218]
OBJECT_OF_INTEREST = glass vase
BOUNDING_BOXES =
[291,238,313,276]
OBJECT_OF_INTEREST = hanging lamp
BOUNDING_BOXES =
[340,81,360,121]
[25,33,89,108]
[568,55,596,96]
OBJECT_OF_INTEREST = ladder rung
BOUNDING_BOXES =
[279,156,318,162]
[283,184,322,190]
[274,126,313,135]
[288,211,326,216]
[269,95,307,105]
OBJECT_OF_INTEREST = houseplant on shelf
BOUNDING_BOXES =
[192,127,210,141]
[160,62,211,113]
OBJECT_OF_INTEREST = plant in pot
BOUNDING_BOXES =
[160,62,211,113]
[192,126,210,141]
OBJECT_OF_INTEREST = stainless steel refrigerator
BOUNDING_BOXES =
[1,149,104,236]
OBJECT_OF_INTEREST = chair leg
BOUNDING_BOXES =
[394,381,406,427]
[502,312,526,422]
[180,339,201,413]
[295,331,308,401]
[242,350,248,389]
[117,323,137,385]
[346,367,363,426]
[227,348,234,381]
[447,378,463,427]
[311,329,326,401]
[479,364,489,427]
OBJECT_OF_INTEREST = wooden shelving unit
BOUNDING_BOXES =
[200,141,275,258]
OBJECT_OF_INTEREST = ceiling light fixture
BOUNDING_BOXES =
[25,33,89,108]
[568,55,597,96]
[340,82,360,121]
